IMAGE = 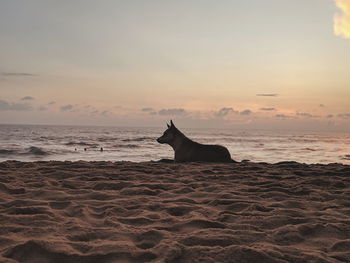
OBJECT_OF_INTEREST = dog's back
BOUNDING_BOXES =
[175,138,233,162]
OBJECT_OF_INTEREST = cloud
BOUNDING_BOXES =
[260,107,275,111]
[158,108,187,116]
[334,0,350,39]
[48,101,56,105]
[0,72,37,77]
[275,114,293,119]
[38,106,48,111]
[337,113,350,118]
[297,112,314,118]
[256,94,278,97]
[319,104,325,108]
[142,107,154,112]
[214,107,238,117]
[100,110,111,116]
[0,100,32,111]
[327,114,334,118]
[21,96,35,101]
[60,104,74,111]
[240,109,252,115]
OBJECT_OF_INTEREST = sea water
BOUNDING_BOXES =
[0,124,349,164]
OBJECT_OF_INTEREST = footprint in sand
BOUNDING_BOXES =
[49,201,71,210]
[5,240,157,263]
[166,206,195,216]
[134,230,164,249]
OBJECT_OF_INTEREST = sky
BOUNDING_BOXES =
[0,0,350,130]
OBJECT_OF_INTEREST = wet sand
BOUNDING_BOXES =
[0,160,349,263]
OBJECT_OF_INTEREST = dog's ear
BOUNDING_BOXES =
[167,122,170,128]
[170,120,175,128]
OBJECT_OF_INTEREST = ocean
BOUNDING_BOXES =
[0,124,349,164]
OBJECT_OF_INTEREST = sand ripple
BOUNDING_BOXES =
[0,160,349,263]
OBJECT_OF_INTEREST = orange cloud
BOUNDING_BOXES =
[334,0,350,38]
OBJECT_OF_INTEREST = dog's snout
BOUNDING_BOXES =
[157,137,164,144]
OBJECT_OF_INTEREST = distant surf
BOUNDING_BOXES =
[0,124,349,164]
[0,146,49,157]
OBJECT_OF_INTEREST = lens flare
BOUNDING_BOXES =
[334,0,350,38]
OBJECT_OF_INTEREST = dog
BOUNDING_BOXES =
[157,120,236,163]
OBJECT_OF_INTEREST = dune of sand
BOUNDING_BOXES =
[0,160,349,263]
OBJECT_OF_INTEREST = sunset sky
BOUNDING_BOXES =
[1,0,350,130]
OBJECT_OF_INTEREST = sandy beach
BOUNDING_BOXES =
[0,160,349,263]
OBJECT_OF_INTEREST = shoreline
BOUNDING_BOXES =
[1,159,350,165]
[1,161,349,262]
[1,160,350,172]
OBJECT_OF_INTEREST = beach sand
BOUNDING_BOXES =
[0,160,349,263]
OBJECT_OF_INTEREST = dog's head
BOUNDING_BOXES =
[157,120,177,144]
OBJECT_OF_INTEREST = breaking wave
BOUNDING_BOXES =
[0,149,16,155]
[0,147,49,157]
[113,144,140,149]
[122,137,154,142]
[65,141,98,147]
[27,146,48,155]
[343,155,350,160]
